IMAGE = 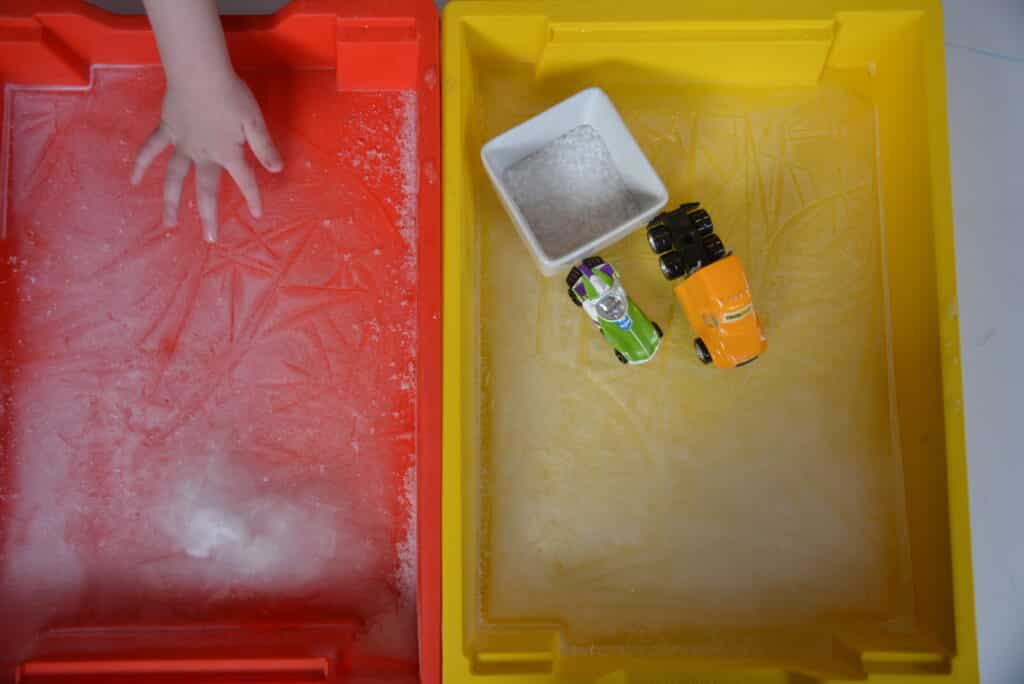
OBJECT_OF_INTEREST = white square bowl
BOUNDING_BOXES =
[481,87,669,277]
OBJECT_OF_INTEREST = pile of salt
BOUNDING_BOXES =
[503,124,639,258]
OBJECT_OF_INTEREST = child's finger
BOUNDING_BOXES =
[131,126,172,185]
[242,116,283,173]
[195,162,222,243]
[225,158,262,219]
[162,153,191,227]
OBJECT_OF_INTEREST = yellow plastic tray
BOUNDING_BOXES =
[442,1,976,681]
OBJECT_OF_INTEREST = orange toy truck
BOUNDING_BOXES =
[646,203,766,368]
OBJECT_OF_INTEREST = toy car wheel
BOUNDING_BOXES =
[653,321,663,338]
[690,208,713,236]
[568,287,582,306]
[615,350,629,365]
[582,256,604,268]
[647,225,672,254]
[659,250,686,280]
[566,266,582,287]
[694,338,713,365]
[702,234,726,261]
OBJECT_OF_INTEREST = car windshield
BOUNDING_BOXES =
[723,303,753,323]
[595,287,628,321]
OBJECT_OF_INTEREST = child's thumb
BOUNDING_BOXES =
[244,116,283,173]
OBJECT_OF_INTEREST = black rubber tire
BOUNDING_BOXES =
[703,234,726,261]
[653,321,663,338]
[615,349,629,365]
[582,256,604,269]
[566,266,582,287]
[694,338,713,365]
[690,208,713,237]
[568,287,582,306]
[647,225,672,254]
[659,250,686,280]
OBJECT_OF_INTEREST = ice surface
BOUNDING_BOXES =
[0,67,420,669]
[475,77,913,650]
[503,124,640,259]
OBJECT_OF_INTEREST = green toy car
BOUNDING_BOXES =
[567,256,663,365]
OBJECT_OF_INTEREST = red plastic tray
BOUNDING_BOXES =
[0,2,440,682]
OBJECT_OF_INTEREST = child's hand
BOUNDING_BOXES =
[133,0,281,242]
[131,72,282,242]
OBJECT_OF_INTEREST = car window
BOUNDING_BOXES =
[595,290,627,321]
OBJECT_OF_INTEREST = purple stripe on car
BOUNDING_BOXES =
[600,264,614,278]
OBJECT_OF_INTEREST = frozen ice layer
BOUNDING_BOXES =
[503,124,640,259]
[477,76,914,650]
[0,67,422,668]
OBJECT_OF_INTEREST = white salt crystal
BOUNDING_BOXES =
[503,124,640,258]
[182,507,246,559]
